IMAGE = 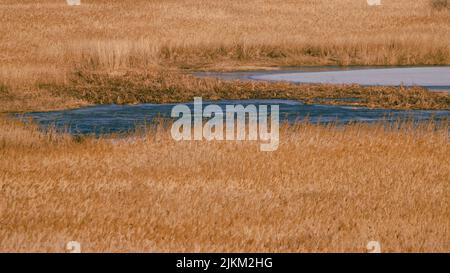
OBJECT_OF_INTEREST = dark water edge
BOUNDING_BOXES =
[15,99,450,136]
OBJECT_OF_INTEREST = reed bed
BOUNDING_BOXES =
[0,0,450,111]
[0,117,448,252]
[55,70,450,109]
[1,0,450,75]
[3,69,449,113]
[1,0,449,253]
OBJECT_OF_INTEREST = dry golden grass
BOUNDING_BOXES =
[2,0,450,74]
[0,117,448,252]
[1,0,449,253]
[1,0,450,111]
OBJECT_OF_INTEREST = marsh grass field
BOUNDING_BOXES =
[0,0,449,253]
[1,0,450,111]
[0,118,449,252]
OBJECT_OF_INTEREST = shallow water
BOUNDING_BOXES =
[194,66,450,92]
[17,100,450,135]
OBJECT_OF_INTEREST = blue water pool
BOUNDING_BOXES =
[16,99,449,135]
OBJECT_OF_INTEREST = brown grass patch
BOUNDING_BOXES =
[3,69,447,113]
[1,0,450,76]
[49,70,450,109]
[1,0,450,112]
[0,117,448,252]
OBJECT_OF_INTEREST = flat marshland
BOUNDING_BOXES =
[0,118,449,252]
[0,0,450,111]
[0,0,450,253]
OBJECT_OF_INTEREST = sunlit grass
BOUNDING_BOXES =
[0,0,449,253]
[0,0,449,111]
[0,117,448,252]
